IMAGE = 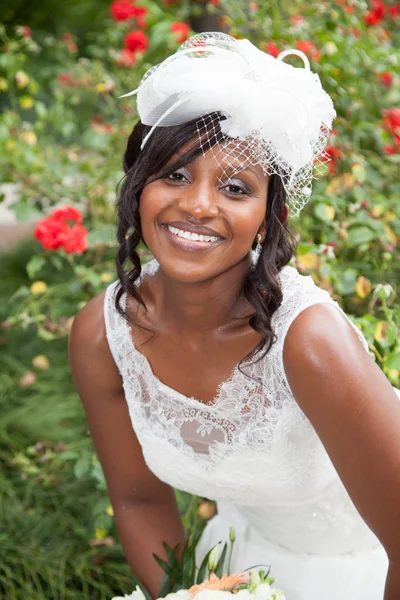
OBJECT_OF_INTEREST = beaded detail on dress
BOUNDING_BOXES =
[104,258,383,554]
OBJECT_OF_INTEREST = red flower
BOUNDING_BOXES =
[379,71,393,87]
[364,1,385,25]
[133,5,148,28]
[344,5,355,13]
[290,15,305,24]
[325,145,343,175]
[61,224,88,253]
[170,22,191,44]
[264,41,280,57]
[17,26,32,38]
[52,206,83,223]
[34,219,69,251]
[124,30,149,52]
[383,144,396,155]
[110,0,136,21]
[117,48,137,66]
[57,73,77,87]
[295,40,321,62]
[34,206,88,254]
[383,107,400,134]
[388,5,400,17]
[209,0,221,4]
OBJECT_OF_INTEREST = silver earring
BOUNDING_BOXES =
[256,233,262,255]
[252,233,263,265]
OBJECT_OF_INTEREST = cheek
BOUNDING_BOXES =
[226,199,266,240]
[139,185,170,226]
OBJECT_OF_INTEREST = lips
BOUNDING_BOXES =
[162,221,224,238]
[161,222,225,253]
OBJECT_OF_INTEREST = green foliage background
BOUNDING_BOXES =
[0,0,399,597]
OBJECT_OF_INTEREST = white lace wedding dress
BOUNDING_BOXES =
[104,258,400,600]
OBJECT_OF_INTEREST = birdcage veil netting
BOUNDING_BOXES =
[120,32,337,217]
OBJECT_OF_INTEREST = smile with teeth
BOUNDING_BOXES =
[166,225,222,243]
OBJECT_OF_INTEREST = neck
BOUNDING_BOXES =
[154,256,252,333]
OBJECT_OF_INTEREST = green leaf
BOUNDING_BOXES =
[87,224,117,247]
[11,201,41,222]
[385,352,400,371]
[347,226,376,245]
[337,268,358,295]
[26,255,46,279]
[73,457,91,479]
[214,542,228,577]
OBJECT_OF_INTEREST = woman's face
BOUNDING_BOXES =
[139,140,270,283]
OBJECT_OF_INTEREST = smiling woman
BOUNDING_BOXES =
[69,32,400,600]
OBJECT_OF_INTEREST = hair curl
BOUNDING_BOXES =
[115,114,298,368]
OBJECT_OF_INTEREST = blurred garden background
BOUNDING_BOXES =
[0,0,399,598]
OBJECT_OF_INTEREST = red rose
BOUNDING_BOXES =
[60,224,88,254]
[110,0,136,21]
[264,41,280,57]
[124,30,149,52]
[379,72,393,88]
[170,22,191,44]
[51,206,83,223]
[34,206,88,254]
[34,219,69,251]
[117,48,137,67]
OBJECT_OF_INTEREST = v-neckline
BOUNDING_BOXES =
[116,257,289,408]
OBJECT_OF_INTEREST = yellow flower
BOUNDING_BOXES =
[371,205,383,218]
[356,276,371,299]
[374,321,389,343]
[6,140,15,150]
[30,281,47,295]
[0,77,8,91]
[297,253,321,271]
[100,273,113,283]
[20,95,34,110]
[95,527,107,540]
[21,131,37,145]
[32,355,50,370]
[106,505,114,516]
[15,71,30,88]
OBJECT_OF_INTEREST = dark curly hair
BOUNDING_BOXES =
[115,114,298,367]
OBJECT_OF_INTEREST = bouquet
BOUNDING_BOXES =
[112,528,285,600]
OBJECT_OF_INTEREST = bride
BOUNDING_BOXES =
[69,33,400,599]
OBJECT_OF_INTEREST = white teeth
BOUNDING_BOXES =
[166,225,220,243]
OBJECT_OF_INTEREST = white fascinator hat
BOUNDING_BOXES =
[120,32,337,216]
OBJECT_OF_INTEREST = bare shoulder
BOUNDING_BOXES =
[282,301,375,412]
[69,287,122,393]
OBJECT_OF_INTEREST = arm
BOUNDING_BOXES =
[69,292,185,597]
[283,303,400,599]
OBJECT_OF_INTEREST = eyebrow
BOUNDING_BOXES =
[223,164,262,184]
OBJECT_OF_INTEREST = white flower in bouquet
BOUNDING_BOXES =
[112,587,147,600]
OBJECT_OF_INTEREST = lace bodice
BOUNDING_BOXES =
[104,258,383,555]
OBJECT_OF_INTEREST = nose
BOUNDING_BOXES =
[178,186,219,218]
